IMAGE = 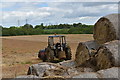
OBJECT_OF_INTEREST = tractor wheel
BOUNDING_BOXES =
[38,50,46,62]
[41,54,46,62]
[45,48,54,62]
[65,46,72,60]
[38,52,41,59]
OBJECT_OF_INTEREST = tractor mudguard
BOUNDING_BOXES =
[38,49,46,61]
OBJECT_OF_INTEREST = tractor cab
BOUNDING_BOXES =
[48,35,66,50]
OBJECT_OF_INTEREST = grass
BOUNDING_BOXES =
[44,29,69,34]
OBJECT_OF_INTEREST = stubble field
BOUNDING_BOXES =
[2,34,93,78]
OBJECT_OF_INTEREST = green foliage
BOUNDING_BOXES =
[22,24,33,29]
[2,23,93,36]
[68,25,93,34]
[35,24,44,29]
[2,27,43,36]
[45,24,73,29]
[0,25,2,36]
[44,29,69,34]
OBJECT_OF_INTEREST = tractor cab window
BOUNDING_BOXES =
[48,37,54,47]
[54,37,60,44]
[48,36,66,49]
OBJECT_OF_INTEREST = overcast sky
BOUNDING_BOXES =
[0,1,119,27]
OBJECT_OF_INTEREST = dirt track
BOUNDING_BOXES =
[2,34,93,78]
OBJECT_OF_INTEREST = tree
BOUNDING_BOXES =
[10,26,16,29]
[22,24,33,29]
[35,23,44,29]
[41,23,43,27]
[35,25,43,29]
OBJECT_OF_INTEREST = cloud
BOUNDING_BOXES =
[79,16,95,20]
[1,2,118,27]
[48,2,118,18]
[2,11,51,24]
[1,0,120,2]
[82,2,118,7]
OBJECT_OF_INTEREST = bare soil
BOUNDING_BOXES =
[2,34,93,78]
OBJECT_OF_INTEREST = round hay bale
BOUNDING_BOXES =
[16,75,39,78]
[83,67,95,72]
[72,72,100,78]
[94,14,120,44]
[42,76,65,80]
[97,67,119,78]
[27,62,66,77]
[67,67,80,77]
[95,40,119,70]
[75,40,99,66]
[58,60,77,68]
[66,67,95,77]
[13,75,39,80]
[43,68,68,78]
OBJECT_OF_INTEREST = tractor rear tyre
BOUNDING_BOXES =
[65,46,72,60]
[45,48,54,62]
[41,54,46,62]
[38,50,46,62]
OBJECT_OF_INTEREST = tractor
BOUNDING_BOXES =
[38,35,72,62]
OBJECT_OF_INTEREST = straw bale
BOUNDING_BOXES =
[94,14,120,44]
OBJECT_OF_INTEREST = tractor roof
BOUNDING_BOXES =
[48,35,65,38]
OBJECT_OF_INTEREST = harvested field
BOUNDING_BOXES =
[2,34,93,78]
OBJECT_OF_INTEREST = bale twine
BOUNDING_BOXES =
[75,40,99,66]
[94,14,120,44]
[95,40,119,70]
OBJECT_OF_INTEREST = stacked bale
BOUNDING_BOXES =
[93,14,120,70]
[27,61,97,78]
[72,72,100,78]
[75,14,120,70]
[72,67,119,78]
[16,75,39,78]
[75,40,99,66]
[97,67,119,78]
[58,60,77,68]
[95,40,119,70]
[94,14,120,44]
[66,67,96,77]
[12,75,39,80]
[27,62,67,78]
[42,76,65,80]
[43,68,69,78]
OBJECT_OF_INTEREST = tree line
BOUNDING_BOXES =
[1,23,94,36]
